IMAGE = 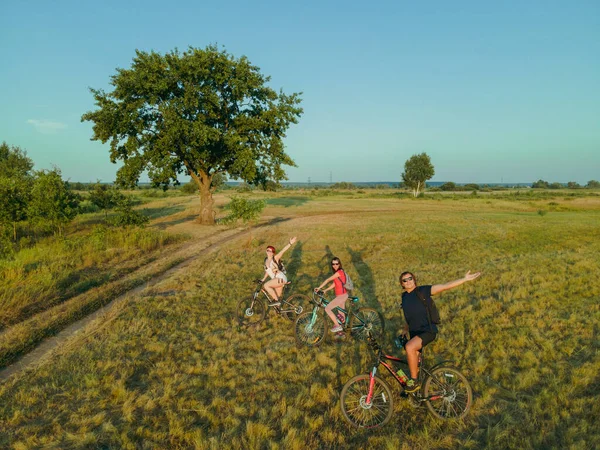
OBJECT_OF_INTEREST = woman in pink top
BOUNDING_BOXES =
[315,257,349,333]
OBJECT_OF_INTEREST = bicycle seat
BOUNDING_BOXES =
[349,296,359,303]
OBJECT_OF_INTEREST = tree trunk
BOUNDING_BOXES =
[13,222,17,242]
[413,181,422,198]
[191,169,215,225]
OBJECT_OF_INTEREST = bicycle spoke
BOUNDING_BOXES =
[423,367,472,420]
[340,375,393,428]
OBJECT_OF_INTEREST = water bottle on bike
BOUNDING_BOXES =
[395,368,409,385]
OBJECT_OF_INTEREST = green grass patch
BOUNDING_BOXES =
[0,226,187,330]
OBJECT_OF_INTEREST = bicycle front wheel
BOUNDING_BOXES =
[281,294,310,321]
[294,310,326,346]
[349,308,385,341]
[340,374,394,429]
[423,366,472,420]
[237,297,266,327]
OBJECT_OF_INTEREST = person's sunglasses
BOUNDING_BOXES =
[332,262,340,266]
[401,276,413,283]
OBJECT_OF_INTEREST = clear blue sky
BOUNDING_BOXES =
[1,0,598,184]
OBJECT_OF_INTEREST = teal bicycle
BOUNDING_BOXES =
[294,289,384,347]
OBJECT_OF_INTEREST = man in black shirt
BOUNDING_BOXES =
[399,270,481,392]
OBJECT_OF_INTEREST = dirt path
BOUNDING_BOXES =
[0,217,294,383]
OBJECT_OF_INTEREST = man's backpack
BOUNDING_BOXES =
[415,288,441,325]
[341,270,354,291]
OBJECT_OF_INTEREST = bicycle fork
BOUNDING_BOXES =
[307,307,319,330]
[365,366,378,405]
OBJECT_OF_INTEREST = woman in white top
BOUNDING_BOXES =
[261,236,297,304]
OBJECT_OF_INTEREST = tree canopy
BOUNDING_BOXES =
[82,45,303,224]
[586,180,600,188]
[401,153,435,197]
[28,169,79,236]
[0,142,34,240]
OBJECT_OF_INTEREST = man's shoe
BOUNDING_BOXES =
[330,325,343,333]
[404,378,420,393]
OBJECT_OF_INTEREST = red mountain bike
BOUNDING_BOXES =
[340,332,472,428]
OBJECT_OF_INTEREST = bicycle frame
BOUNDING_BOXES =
[364,337,455,405]
[253,282,303,316]
[308,290,361,330]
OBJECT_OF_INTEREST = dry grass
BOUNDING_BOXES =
[0,194,599,449]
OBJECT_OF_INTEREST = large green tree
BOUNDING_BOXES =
[82,45,303,224]
[401,153,435,197]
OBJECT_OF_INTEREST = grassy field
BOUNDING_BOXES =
[1,192,599,449]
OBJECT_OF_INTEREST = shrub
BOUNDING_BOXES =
[330,181,356,190]
[440,182,457,191]
[236,183,253,193]
[0,227,15,259]
[586,180,600,189]
[181,182,198,194]
[108,196,149,228]
[221,196,265,224]
[77,200,100,214]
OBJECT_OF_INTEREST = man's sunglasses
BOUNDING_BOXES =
[401,276,413,283]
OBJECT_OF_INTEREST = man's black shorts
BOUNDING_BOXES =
[410,331,437,348]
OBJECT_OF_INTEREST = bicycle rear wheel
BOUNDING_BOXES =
[281,294,310,321]
[423,366,472,419]
[237,297,266,327]
[349,308,385,341]
[294,310,326,346]
[340,374,394,429]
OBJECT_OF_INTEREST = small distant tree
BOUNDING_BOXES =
[548,182,563,189]
[331,181,356,190]
[28,169,80,236]
[567,181,581,189]
[88,182,125,218]
[401,153,435,197]
[440,182,456,191]
[82,45,303,225]
[108,195,149,228]
[221,196,265,224]
[464,183,480,191]
[0,177,32,241]
[532,180,549,189]
[0,143,34,240]
[586,180,600,188]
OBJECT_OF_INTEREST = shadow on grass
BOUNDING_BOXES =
[266,197,310,208]
[286,242,313,292]
[346,246,385,314]
[154,214,198,229]
[142,205,187,220]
